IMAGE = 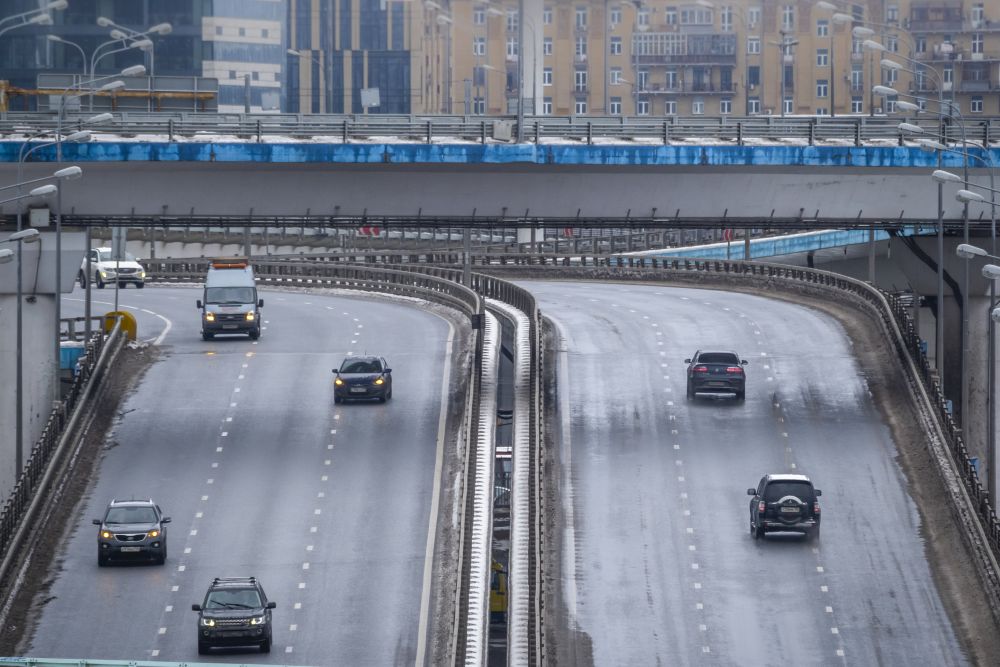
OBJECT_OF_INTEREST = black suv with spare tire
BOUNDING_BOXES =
[193,576,275,654]
[748,473,822,541]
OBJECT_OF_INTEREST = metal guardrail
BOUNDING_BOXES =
[0,320,125,592]
[1,111,998,146]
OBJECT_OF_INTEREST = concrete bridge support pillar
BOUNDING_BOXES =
[964,293,998,500]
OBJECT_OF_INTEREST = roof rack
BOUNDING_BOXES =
[211,576,257,585]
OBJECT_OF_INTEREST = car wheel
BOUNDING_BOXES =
[686,382,694,400]
[78,270,87,288]
[202,331,213,341]
[334,395,343,404]
[387,388,392,400]
[752,522,764,540]
[136,282,145,289]
[809,526,820,542]
[118,281,128,288]
[249,327,260,340]
[96,276,105,289]
[378,395,387,403]
[260,638,271,653]
[737,389,746,401]
[198,642,210,655]
[157,542,167,565]
[98,553,109,567]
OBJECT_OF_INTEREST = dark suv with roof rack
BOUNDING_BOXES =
[192,577,276,654]
[93,498,170,566]
[748,474,822,541]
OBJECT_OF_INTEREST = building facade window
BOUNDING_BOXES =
[611,6,622,26]
[574,69,588,91]
[972,96,984,113]
[474,8,485,25]
[851,66,863,91]
[474,97,485,114]
[474,37,486,56]
[747,65,760,87]
[747,37,760,54]
[611,67,623,84]
[886,4,898,22]
[638,69,648,90]
[507,10,518,32]
[610,37,622,55]
[575,99,587,114]
[637,99,650,115]
[543,97,552,114]
[692,97,705,114]
[783,96,793,114]
[748,6,761,27]
[576,36,587,57]
[680,8,712,25]
[665,99,677,115]
[748,96,760,114]
[666,6,677,25]
[638,9,650,27]
[944,66,953,83]
[721,6,733,31]
[544,7,552,25]
[851,96,863,113]
[973,34,984,54]
[816,48,828,67]
[816,107,827,115]
[782,5,794,30]
[817,19,828,37]
[817,79,828,97]
[544,38,553,56]
[885,97,897,113]
[720,97,732,114]
[666,69,677,89]
[972,3,985,25]
[506,38,518,59]
[543,67,552,85]
[916,37,926,53]
[610,96,622,114]
[886,36,898,52]
[576,6,588,29]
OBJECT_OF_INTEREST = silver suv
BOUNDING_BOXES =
[93,498,170,565]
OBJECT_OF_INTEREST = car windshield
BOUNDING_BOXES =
[697,352,740,365]
[205,287,255,304]
[105,506,157,524]
[340,359,382,373]
[95,250,137,263]
[764,481,815,502]
[205,589,262,609]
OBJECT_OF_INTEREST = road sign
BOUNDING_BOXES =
[722,228,733,242]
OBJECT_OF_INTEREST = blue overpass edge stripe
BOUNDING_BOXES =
[631,227,933,261]
[0,142,997,166]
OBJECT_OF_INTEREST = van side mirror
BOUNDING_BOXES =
[196,300,202,309]
[684,358,692,364]
[92,519,101,525]
[162,517,172,523]
[258,299,264,308]
[815,489,822,497]
[741,360,749,365]
[192,604,202,612]
[384,368,392,373]
[746,488,756,496]
[266,601,276,609]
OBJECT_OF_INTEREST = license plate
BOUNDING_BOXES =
[120,546,141,552]
[780,507,799,513]
[222,324,238,330]
[350,387,367,393]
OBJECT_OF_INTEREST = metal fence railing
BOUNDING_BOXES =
[1,111,998,146]
[0,319,126,590]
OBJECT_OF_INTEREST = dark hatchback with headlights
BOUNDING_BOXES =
[193,576,276,654]
[93,498,170,566]
[333,355,393,403]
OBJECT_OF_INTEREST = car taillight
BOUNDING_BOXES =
[813,502,820,514]
[758,501,766,513]
[726,366,744,374]
[693,366,708,373]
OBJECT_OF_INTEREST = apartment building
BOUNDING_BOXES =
[450,1,1000,117]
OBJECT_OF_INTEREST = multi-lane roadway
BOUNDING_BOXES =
[23,284,455,665]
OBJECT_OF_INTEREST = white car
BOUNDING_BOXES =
[79,247,146,289]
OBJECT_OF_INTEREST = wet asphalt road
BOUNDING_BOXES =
[525,280,968,667]
[27,284,451,665]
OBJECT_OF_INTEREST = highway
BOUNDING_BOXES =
[528,280,969,666]
[23,284,455,665]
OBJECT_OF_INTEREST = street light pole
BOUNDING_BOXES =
[516,0,525,141]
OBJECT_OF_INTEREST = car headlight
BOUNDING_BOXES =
[334,378,344,386]
[100,529,112,539]
[99,270,109,278]
[245,311,255,321]
[205,312,215,322]
[201,618,215,627]
[374,377,384,385]
[139,270,146,278]
[250,615,266,625]
[147,529,160,538]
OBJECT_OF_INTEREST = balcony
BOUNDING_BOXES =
[906,1,964,33]
[958,80,994,92]
[635,53,736,65]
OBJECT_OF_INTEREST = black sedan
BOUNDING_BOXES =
[685,350,748,400]
[333,356,393,403]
